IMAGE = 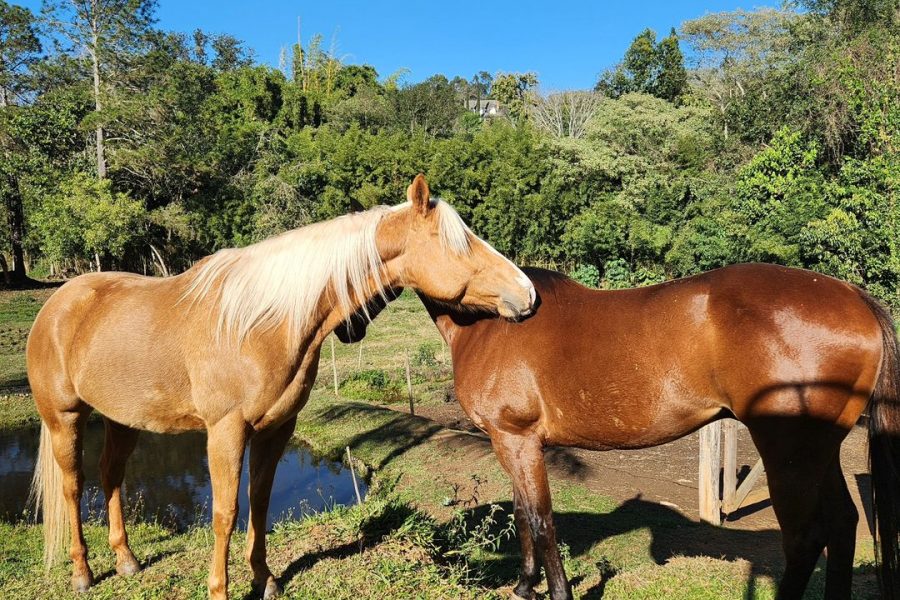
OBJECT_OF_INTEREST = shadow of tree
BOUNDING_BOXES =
[311,402,591,478]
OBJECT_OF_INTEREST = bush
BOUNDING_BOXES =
[339,369,404,403]
[569,263,600,287]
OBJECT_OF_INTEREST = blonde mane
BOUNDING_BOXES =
[183,199,471,342]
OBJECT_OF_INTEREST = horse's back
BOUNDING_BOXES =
[450,264,883,446]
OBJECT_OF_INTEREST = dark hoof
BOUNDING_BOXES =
[262,578,282,599]
[71,571,94,593]
[511,584,535,600]
[117,556,142,576]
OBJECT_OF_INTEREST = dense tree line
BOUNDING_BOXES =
[0,0,898,306]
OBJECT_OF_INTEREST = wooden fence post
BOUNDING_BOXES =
[330,336,339,396]
[698,421,722,524]
[722,419,738,513]
[405,351,414,415]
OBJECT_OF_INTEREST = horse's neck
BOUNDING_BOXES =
[416,294,462,348]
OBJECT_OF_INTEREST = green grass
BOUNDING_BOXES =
[0,287,881,598]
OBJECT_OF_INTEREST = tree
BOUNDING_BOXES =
[0,3,41,282]
[0,1,41,107]
[655,29,688,102]
[681,9,795,139]
[33,172,146,271]
[793,0,899,33]
[42,0,157,179]
[393,74,462,137]
[731,127,827,264]
[491,71,538,122]
[530,91,602,139]
[595,28,687,102]
[210,33,250,71]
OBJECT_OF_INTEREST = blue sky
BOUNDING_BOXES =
[15,0,778,89]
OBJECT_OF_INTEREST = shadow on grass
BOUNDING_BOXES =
[93,550,175,585]
[0,377,29,393]
[310,402,591,478]
[267,501,420,599]
[0,278,60,291]
[463,497,877,599]
[300,403,878,599]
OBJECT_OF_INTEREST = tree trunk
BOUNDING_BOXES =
[91,31,107,179]
[5,176,28,284]
[0,253,9,285]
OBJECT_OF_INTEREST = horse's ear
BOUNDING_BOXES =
[407,174,431,216]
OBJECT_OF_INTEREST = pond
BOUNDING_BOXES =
[0,420,366,530]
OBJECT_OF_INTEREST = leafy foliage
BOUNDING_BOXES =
[1,1,898,308]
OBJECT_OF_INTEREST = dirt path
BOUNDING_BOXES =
[416,401,874,540]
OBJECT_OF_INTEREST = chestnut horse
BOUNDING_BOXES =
[415,265,899,600]
[26,175,536,599]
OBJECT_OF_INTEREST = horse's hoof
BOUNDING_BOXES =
[262,579,282,599]
[116,556,142,576]
[71,571,94,593]
[510,585,535,600]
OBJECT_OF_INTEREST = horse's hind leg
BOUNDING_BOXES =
[821,459,857,600]
[245,416,296,599]
[99,418,141,576]
[747,417,848,599]
[43,407,94,592]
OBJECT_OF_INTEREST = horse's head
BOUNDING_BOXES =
[379,174,536,321]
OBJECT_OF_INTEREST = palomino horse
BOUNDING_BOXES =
[412,265,899,600]
[26,174,536,599]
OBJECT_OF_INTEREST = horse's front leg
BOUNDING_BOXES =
[246,416,297,599]
[206,414,249,600]
[490,431,572,600]
[512,486,542,598]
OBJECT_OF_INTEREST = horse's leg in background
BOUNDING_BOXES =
[99,418,141,576]
[512,486,542,598]
[746,414,848,600]
[820,459,858,600]
[206,414,249,600]
[46,407,94,591]
[246,416,296,599]
[491,431,572,600]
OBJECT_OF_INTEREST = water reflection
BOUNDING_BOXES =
[0,421,365,530]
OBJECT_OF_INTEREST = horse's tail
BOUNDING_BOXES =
[862,292,900,599]
[28,420,68,573]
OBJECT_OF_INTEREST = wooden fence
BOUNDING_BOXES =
[698,419,767,524]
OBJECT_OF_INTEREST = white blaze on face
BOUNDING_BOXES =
[472,234,535,307]
[518,273,537,306]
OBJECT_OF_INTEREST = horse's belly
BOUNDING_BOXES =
[75,370,202,433]
[541,372,721,450]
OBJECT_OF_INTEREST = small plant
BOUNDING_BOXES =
[339,369,404,403]
[414,342,440,367]
[441,504,516,582]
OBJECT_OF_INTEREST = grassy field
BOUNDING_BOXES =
[0,286,879,599]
